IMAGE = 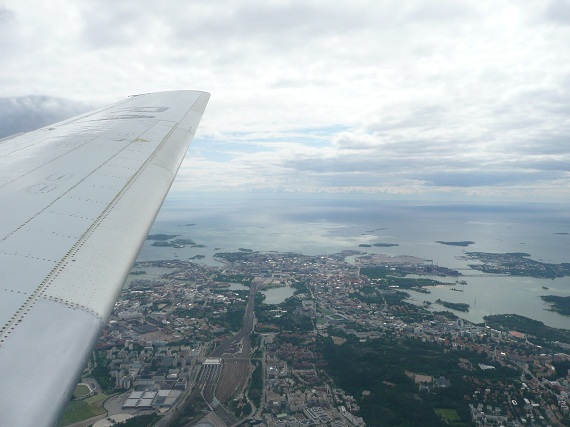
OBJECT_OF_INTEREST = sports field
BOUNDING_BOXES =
[72,384,91,398]
[435,408,460,422]
[58,393,108,426]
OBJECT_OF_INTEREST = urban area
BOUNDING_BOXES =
[62,246,570,427]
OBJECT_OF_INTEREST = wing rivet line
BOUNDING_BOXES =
[1,99,202,347]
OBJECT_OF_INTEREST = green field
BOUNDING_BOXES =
[434,408,469,425]
[58,394,108,426]
[84,393,109,405]
[318,306,334,316]
[73,384,90,398]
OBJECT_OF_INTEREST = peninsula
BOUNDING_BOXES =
[463,251,570,278]
[541,295,570,316]
[435,298,470,312]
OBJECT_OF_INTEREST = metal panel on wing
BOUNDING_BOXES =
[0,90,209,427]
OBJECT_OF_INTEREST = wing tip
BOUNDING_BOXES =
[129,89,211,98]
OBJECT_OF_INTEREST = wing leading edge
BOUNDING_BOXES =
[0,90,209,427]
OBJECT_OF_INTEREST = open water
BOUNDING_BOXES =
[136,195,570,328]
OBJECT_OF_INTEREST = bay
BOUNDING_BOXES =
[136,195,570,328]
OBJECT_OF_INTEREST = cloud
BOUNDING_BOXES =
[0,96,92,138]
[2,0,570,201]
[0,5,14,22]
[545,0,570,25]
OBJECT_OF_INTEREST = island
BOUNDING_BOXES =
[339,250,366,257]
[373,243,399,247]
[364,227,386,233]
[146,233,179,241]
[436,241,475,247]
[151,238,196,248]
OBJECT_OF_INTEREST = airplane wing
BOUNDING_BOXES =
[0,90,209,427]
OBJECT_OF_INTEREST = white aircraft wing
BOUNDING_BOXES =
[0,90,209,427]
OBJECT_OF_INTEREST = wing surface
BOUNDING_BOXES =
[0,90,209,427]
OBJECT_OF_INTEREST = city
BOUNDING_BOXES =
[61,249,570,427]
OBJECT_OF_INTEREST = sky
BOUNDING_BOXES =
[1,0,570,202]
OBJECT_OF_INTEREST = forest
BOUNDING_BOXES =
[318,334,518,426]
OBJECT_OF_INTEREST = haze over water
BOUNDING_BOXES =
[138,196,570,329]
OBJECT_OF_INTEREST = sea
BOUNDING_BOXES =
[134,195,570,329]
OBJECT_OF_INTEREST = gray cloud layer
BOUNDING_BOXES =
[0,96,90,137]
[2,0,570,201]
